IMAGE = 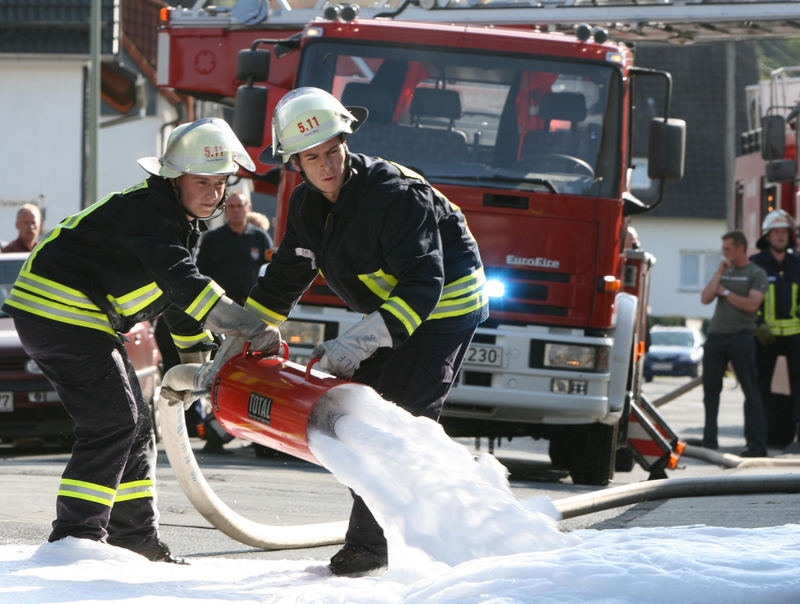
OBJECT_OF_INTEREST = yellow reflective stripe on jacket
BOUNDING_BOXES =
[430,288,488,320]
[107,282,162,317]
[171,330,215,350]
[15,270,101,310]
[26,190,125,266]
[185,281,224,321]
[381,296,422,335]
[114,479,154,503]
[5,287,116,335]
[244,297,286,327]
[57,478,115,507]
[358,270,398,300]
[763,282,800,336]
[440,267,485,300]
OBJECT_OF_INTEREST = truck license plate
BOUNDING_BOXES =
[464,344,503,367]
[0,391,13,412]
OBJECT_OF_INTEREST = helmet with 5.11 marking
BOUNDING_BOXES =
[268,87,367,163]
[138,117,255,178]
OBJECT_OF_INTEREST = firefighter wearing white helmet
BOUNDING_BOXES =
[749,208,800,452]
[270,87,366,163]
[246,87,488,576]
[2,118,279,563]
[138,117,256,219]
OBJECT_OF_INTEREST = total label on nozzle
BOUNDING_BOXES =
[248,393,274,424]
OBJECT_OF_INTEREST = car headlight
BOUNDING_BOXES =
[279,320,326,348]
[543,343,609,372]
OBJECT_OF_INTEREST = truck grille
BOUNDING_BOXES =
[0,356,27,371]
[486,267,570,317]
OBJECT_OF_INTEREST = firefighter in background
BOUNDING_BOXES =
[749,209,800,452]
[245,87,488,576]
[2,118,280,563]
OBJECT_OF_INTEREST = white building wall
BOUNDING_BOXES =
[1,58,173,242]
[631,216,727,320]
[1,59,84,240]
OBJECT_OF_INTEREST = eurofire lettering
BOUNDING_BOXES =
[506,254,560,269]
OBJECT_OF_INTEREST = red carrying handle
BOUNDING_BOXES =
[243,339,289,361]
[304,357,322,380]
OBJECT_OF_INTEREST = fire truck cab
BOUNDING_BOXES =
[158,1,687,485]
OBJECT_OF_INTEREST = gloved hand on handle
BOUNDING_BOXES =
[178,349,212,365]
[206,295,282,355]
[195,296,284,391]
[311,311,392,378]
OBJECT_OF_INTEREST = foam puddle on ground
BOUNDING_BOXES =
[4,383,800,601]
[307,384,578,570]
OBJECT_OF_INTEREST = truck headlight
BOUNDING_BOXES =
[279,320,326,348]
[25,359,43,374]
[485,279,506,299]
[542,343,609,372]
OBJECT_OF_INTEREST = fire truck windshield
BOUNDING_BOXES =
[297,40,622,198]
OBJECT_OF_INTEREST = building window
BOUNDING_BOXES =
[679,251,721,290]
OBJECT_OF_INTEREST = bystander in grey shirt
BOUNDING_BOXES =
[708,262,768,335]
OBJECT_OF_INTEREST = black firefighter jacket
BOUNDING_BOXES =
[245,153,488,345]
[749,248,800,337]
[2,176,220,351]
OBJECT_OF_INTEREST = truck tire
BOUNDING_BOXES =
[614,444,635,472]
[567,423,617,486]
[548,435,571,468]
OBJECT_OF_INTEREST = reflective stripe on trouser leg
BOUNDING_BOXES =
[107,347,159,551]
[13,316,157,544]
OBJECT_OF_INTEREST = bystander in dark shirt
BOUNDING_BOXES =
[196,223,272,304]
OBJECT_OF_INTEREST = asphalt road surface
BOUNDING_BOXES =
[2,377,799,562]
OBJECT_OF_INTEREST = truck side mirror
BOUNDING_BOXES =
[647,117,686,181]
[761,115,786,161]
[766,159,796,182]
[236,48,271,83]
[233,85,268,148]
[232,49,271,148]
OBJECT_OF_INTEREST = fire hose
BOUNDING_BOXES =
[158,360,348,550]
[158,356,800,549]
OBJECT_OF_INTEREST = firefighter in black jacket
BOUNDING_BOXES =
[2,118,280,562]
[244,87,488,576]
[749,209,800,451]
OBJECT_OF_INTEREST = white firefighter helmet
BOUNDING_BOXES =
[138,118,255,178]
[757,208,797,250]
[269,87,367,163]
[761,208,795,234]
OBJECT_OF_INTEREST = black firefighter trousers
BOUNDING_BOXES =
[345,315,479,559]
[14,316,160,551]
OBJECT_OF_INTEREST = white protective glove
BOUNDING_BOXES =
[311,311,392,378]
[178,349,212,365]
[195,334,247,392]
[206,295,282,355]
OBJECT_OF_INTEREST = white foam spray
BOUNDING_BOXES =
[308,384,577,570]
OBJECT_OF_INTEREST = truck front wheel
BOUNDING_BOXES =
[566,423,618,486]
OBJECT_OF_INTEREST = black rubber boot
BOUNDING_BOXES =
[785,422,800,454]
[134,541,188,564]
[328,543,387,577]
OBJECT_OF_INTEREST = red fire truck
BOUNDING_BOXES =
[157,1,689,485]
[733,65,800,445]
[735,66,800,245]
